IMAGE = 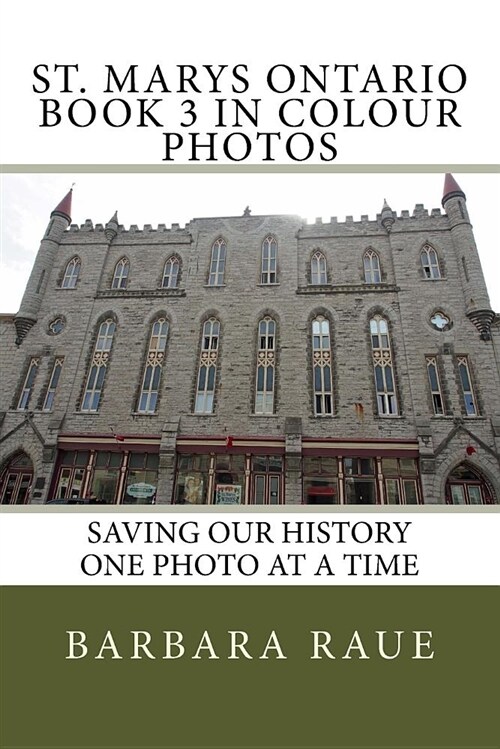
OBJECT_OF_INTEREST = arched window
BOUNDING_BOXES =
[137,318,169,413]
[162,256,180,289]
[17,358,39,410]
[311,316,334,416]
[457,356,477,416]
[61,256,81,288]
[363,250,381,284]
[195,318,220,413]
[208,239,226,286]
[255,317,276,414]
[311,252,327,285]
[421,244,441,279]
[370,315,398,415]
[81,318,116,412]
[111,257,129,289]
[43,357,64,412]
[446,464,493,504]
[0,452,33,504]
[261,236,278,284]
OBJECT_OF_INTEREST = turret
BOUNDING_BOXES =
[380,199,395,233]
[442,174,494,340]
[105,211,119,243]
[14,189,72,345]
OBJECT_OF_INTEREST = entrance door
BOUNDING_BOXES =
[446,464,491,504]
[0,453,34,504]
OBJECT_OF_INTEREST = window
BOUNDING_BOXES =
[137,318,169,414]
[208,239,226,286]
[311,252,327,285]
[370,316,398,415]
[344,457,377,504]
[174,454,211,504]
[426,356,444,415]
[312,316,334,416]
[261,236,278,284]
[111,257,129,289]
[303,457,339,504]
[363,250,381,283]
[421,244,441,279]
[214,455,246,505]
[446,464,492,505]
[0,453,34,505]
[195,318,220,413]
[81,318,116,412]
[382,458,419,504]
[255,316,276,414]
[123,453,159,504]
[54,450,159,504]
[90,451,123,503]
[48,317,65,335]
[17,358,39,410]
[457,356,477,416]
[430,311,451,331]
[43,358,64,411]
[61,257,81,288]
[162,256,180,289]
[54,450,89,500]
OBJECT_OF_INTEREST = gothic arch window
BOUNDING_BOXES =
[370,315,398,415]
[0,452,34,505]
[81,318,116,412]
[255,316,276,414]
[261,236,278,284]
[421,244,441,279]
[162,256,180,289]
[311,315,334,416]
[61,256,81,288]
[194,318,220,413]
[137,318,169,414]
[17,358,39,410]
[43,357,64,412]
[311,251,327,285]
[446,464,494,505]
[208,239,226,286]
[457,356,478,416]
[111,257,129,289]
[363,250,381,284]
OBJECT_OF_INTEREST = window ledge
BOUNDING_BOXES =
[132,412,159,417]
[257,283,280,287]
[204,284,227,289]
[421,277,447,282]
[249,413,279,418]
[96,288,186,298]
[187,412,217,418]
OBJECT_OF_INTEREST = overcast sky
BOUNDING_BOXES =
[1,172,498,313]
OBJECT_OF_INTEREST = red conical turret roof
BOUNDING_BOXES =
[442,173,465,205]
[51,188,72,221]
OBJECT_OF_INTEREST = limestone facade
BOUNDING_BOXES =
[1,176,499,505]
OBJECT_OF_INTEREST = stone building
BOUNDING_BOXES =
[1,175,499,505]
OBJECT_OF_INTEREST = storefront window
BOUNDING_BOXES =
[175,454,210,504]
[344,457,377,504]
[382,458,419,504]
[214,455,245,505]
[123,453,159,504]
[303,456,339,504]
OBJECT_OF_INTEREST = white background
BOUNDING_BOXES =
[1,512,499,585]
[0,1,499,165]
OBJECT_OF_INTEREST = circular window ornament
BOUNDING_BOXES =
[48,317,65,335]
[430,311,451,331]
